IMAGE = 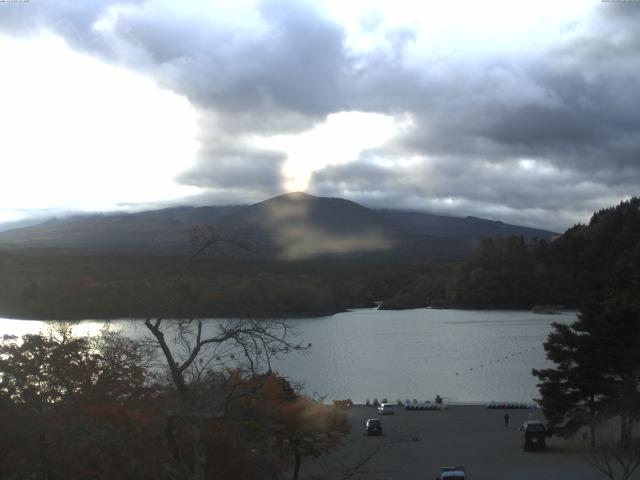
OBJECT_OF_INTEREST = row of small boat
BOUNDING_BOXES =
[405,404,446,411]
[486,402,536,409]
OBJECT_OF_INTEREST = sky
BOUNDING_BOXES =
[0,0,639,232]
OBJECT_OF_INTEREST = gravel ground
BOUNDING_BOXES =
[299,405,620,480]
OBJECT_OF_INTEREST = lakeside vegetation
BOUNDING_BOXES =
[0,254,421,319]
[0,323,350,480]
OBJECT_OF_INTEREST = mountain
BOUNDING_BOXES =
[0,206,242,253]
[0,193,556,259]
[0,217,48,233]
[376,209,555,259]
[212,192,395,258]
[378,210,553,239]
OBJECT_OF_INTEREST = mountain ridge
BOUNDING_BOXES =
[0,193,556,259]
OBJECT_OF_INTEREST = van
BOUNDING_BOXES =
[520,420,547,451]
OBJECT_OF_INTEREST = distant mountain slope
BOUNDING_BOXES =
[213,192,395,258]
[377,209,555,259]
[378,210,553,239]
[0,206,242,252]
[0,217,48,233]
[0,193,556,258]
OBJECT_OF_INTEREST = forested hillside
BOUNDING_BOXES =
[0,253,420,319]
[385,198,640,309]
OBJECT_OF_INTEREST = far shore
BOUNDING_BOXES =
[0,305,578,323]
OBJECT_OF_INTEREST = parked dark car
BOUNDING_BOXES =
[520,420,547,451]
[365,418,382,436]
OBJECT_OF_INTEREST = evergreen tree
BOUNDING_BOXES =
[593,299,640,446]
[533,313,611,446]
[533,293,640,446]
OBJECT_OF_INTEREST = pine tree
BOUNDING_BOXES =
[533,293,640,447]
[533,313,611,446]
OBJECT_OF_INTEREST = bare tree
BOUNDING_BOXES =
[583,438,640,480]
[138,227,307,480]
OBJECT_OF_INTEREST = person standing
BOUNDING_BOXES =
[504,412,510,428]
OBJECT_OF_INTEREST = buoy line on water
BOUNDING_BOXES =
[453,345,541,377]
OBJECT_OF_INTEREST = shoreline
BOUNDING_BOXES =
[0,305,578,322]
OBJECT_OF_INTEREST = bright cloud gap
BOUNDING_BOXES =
[252,111,412,192]
[0,32,201,223]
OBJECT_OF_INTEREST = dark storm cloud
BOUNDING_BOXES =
[483,73,640,168]
[2,0,639,229]
[102,0,354,203]
[307,2,640,229]
[310,159,634,232]
[0,0,351,133]
[175,111,287,197]
[368,52,640,167]
[177,148,284,193]
[111,0,351,133]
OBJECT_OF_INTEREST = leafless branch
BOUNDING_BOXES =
[583,438,640,480]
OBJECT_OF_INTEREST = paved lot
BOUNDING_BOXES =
[300,405,617,480]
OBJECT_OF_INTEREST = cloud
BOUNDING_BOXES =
[0,2,352,134]
[104,0,351,132]
[309,155,637,232]
[0,1,639,230]
[304,2,640,230]
[172,110,287,205]
[178,147,285,193]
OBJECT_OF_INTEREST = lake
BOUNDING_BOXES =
[0,308,575,404]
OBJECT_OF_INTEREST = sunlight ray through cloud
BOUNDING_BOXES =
[252,111,411,192]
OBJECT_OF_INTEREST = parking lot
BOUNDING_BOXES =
[300,405,610,480]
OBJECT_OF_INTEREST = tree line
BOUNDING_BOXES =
[0,253,420,319]
[386,197,640,309]
[530,201,640,479]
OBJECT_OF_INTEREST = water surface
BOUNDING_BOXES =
[0,308,575,403]
[272,308,575,403]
